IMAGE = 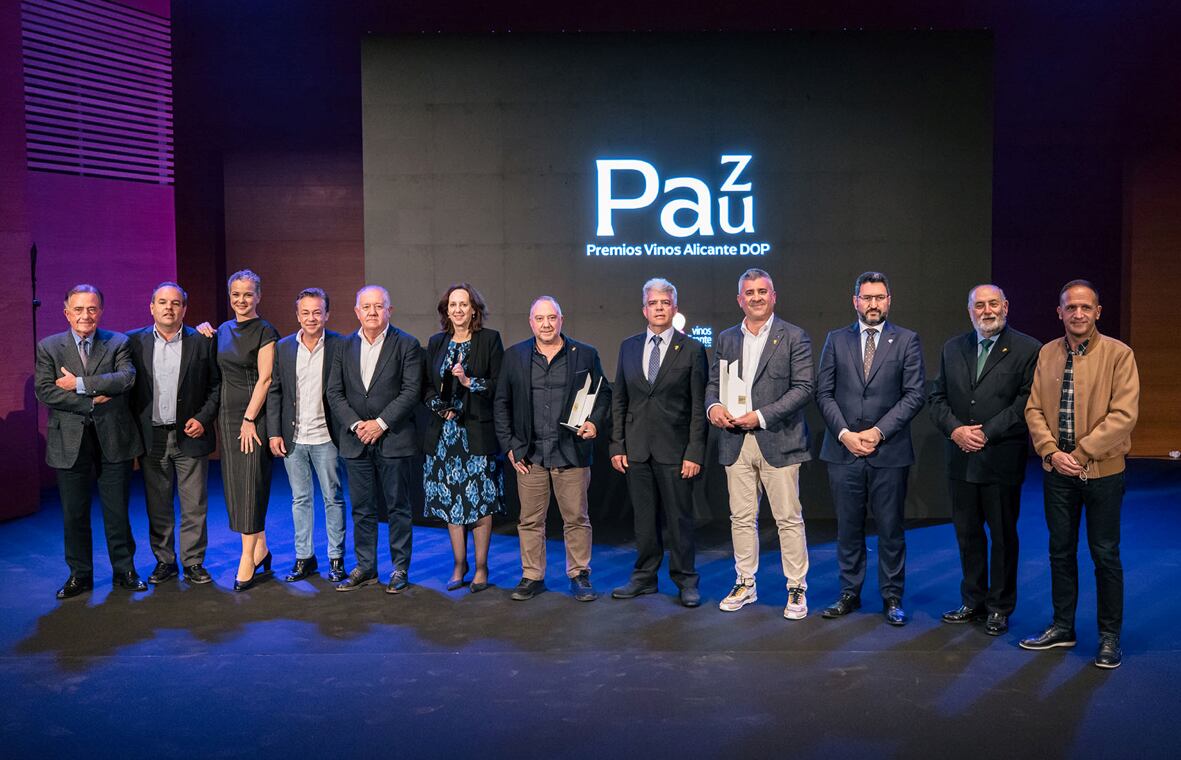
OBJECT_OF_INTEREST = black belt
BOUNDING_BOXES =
[154,423,177,431]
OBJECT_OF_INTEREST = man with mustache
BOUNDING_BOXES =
[928,284,1040,635]
[815,271,925,626]
[1020,280,1139,669]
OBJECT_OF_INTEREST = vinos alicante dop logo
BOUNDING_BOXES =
[586,154,772,258]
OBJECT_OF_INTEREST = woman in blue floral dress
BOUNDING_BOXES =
[422,283,505,592]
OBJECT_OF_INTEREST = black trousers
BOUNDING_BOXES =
[625,459,698,589]
[344,449,413,576]
[1044,470,1124,636]
[827,459,908,600]
[56,425,135,578]
[951,478,1022,614]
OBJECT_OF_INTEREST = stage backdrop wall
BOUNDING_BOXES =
[360,32,993,520]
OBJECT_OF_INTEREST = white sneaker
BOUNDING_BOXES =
[784,586,808,620]
[719,580,757,612]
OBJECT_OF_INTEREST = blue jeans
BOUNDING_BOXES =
[282,441,346,560]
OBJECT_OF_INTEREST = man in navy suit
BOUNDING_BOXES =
[35,284,146,599]
[128,282,220,586]
[609,277,708,608]
[326,285,423,594]
[928,284,1039,636]
[268,288,348,583]
[494,296,612,602]
[815,271,925,625]
[706,269,814,619]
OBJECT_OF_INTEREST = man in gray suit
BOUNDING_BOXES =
[35,284,146,599]
[706,269,814,619]
[128,282,221,586]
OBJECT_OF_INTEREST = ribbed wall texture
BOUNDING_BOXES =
[21,0,172,184]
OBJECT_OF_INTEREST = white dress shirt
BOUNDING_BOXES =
[294,330,331,445]
[357,326,389,431]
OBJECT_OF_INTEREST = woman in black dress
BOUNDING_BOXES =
[217,270,279,590]
[422,283,504,592]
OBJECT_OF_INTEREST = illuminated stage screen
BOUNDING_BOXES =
[361,33,993,517]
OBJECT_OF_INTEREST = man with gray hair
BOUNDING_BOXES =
[494,296,612,602]
[610,278,708,607]
[928,284,1040,635]
[326,285,423,593]
[706,269,814,618]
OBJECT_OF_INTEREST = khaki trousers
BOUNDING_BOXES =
[516,466,592,580]
[725,434,809,588]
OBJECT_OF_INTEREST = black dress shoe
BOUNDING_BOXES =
[941,604,985,624]
[570,571,598,602]
[611,579,658,599]
[1019,624,1077,650]
[183,564,212,584]
[148,561,179,585]
[114,570,149,592]
[679,587,702,608]
[985,611,1009,636]
[822,592,861,618]
[1095,634,1122,669]
[56,575,93,600]
[510,578,546,601]
[883,597,907,626]
[335,568,378,592]
[328,558,346,583]
[285,556,319,583]
[385,569,409,594]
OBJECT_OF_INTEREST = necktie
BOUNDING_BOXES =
[977,337,994,380]
[863,328,877,381]
[647,335,663,384]
[79,338,90,370]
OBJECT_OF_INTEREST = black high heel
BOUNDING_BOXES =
[446,561,470,591]
[255,551,273,576]
[234,570,258,592]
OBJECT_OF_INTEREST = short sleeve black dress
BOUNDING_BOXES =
[217,317,279,534]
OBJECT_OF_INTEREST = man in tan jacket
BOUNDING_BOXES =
[1020,280,1139,669]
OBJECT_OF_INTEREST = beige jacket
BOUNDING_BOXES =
[1025,330,1139,478]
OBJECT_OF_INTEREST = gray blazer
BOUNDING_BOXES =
[35,329,143,468]
[705,316,814,468]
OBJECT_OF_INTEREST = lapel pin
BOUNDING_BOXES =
[772,338,779,345]
[1002,347,1008,353]
[674,345,680,351]
[888,338,894,344]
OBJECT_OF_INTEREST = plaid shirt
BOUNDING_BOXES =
[1056,337,1089,452]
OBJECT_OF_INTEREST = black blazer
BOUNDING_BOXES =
[494,334,612,467]
[266,329,346,449]
[35,329,143,468]
[326,324,423,459]
[422,328,503,456]
[127,325,220,458]
[609,330,707,465]
[928,325,1041,485]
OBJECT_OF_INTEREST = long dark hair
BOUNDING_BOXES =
[437,282,487,334]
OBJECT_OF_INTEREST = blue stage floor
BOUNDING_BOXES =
[1,459,1178,758]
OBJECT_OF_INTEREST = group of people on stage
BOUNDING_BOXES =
[35,266,1139,669]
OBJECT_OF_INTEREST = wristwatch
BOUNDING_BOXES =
[1043,452,1054,465]
[243,414,256,423]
